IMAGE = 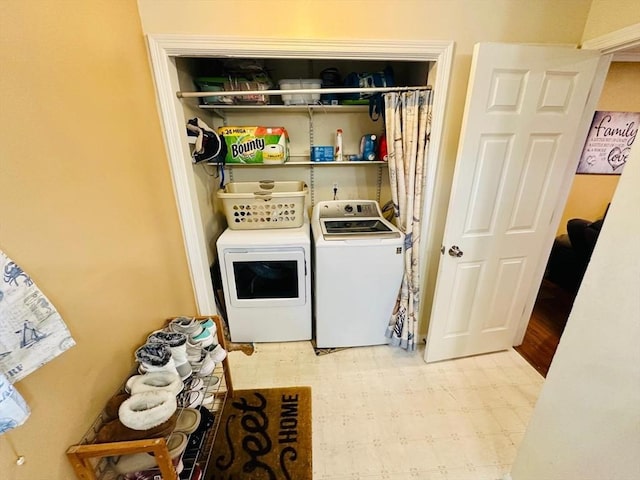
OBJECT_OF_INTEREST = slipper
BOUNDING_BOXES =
[103,392,129,422]
[126,372,183,396]
[175,407,201,434]
[109,431,187,474]
[118,391,177,431]
[95,412,177,444]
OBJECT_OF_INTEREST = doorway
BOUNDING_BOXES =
[515,60,640,376]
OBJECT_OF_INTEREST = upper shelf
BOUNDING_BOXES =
[177,85,432,100]
[199,104,371,113]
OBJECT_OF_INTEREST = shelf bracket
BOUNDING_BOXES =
[310,164,315,208]
[376,164,384,204]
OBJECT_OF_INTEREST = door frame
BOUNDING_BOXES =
[146,35,455,315]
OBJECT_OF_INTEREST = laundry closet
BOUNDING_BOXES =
[153,39,447,325]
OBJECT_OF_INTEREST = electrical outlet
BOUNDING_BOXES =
[332,182,338,191]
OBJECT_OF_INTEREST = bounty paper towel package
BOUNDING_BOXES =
[218,126,289,164]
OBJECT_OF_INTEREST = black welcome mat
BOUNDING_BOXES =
[207,387,312,480]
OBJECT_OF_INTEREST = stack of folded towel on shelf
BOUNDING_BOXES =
[94,317,228,479]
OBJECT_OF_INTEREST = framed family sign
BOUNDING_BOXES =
[576,111,639,175]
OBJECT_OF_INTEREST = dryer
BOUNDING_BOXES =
[311,200,405,348]
[217,221,312,343]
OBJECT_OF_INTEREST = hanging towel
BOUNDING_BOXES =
[0,250,75,382]
[0,372,30,434]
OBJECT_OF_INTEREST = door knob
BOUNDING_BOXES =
[448,245,464,258]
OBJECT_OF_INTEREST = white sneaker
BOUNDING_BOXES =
[207,344,227,363]
[200,318,218,346]
[190,328,214,348]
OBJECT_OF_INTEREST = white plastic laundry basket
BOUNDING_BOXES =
[218,180,307,229]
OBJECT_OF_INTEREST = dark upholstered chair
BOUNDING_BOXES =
[545,207,608,293]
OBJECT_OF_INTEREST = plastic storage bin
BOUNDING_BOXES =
[278,79,322,105]
[218,180,307,229]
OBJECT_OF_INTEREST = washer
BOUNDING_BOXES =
[311,200,405,348]
[216,220,312,343]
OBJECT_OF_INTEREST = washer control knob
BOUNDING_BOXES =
[344,204,353,213]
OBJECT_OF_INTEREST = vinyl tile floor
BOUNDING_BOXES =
[227,342,544,480]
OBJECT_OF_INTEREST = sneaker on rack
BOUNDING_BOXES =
[183,376,205,392]
[199,318,218,345]
[190,327,214,349]
[185,337,205,367]
[135,343,180,377]
[168,316,203,337]
[207,344,227,363]
[177,389,214,409]
[195,348,217,378]
[147,331,192,380]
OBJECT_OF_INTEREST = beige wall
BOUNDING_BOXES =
[582,0,640,41]
[0,2,195,479]
[2,0,633,478]
[511,130,640,480]
[557,62,640,235]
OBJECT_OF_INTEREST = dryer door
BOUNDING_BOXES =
[222,248,307,308]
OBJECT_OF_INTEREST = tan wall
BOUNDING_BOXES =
[0,2,196,479]
[2,0,629,478]
[557,62,640,235]
[582,0,640,41]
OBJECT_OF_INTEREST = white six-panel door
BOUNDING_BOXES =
[425,43,609,363]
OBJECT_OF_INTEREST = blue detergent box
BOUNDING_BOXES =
[311,146,334,162]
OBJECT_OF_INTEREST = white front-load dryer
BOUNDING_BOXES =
[311,200,404,348]
[217,221,312,343]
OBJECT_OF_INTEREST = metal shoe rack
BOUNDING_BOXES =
[66,316,233,480]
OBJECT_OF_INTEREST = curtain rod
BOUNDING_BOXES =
[177,85,432,99]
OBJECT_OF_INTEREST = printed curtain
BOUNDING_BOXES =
[383,90,432,351]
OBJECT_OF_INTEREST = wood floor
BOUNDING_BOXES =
[515,279,576,377]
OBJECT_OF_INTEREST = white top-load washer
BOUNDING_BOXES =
[311,200,405,348]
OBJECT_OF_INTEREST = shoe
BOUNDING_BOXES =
[135,343,180,377]
[183,377,205,392]
[126,372,183,396]
[207,344,227,363]
[109,431,187,474]
[146,331,192,380]
[175,408,201,434]
[118,391,177,431]
[168,317,203,337]
[200,318,218,345]
[121,458,184,480]
[103,392,129,423]
[177,390,214,409]
[195,349,216,378]
[185,337,205,366]
[95,412,177,443]
[190,328,214,348]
